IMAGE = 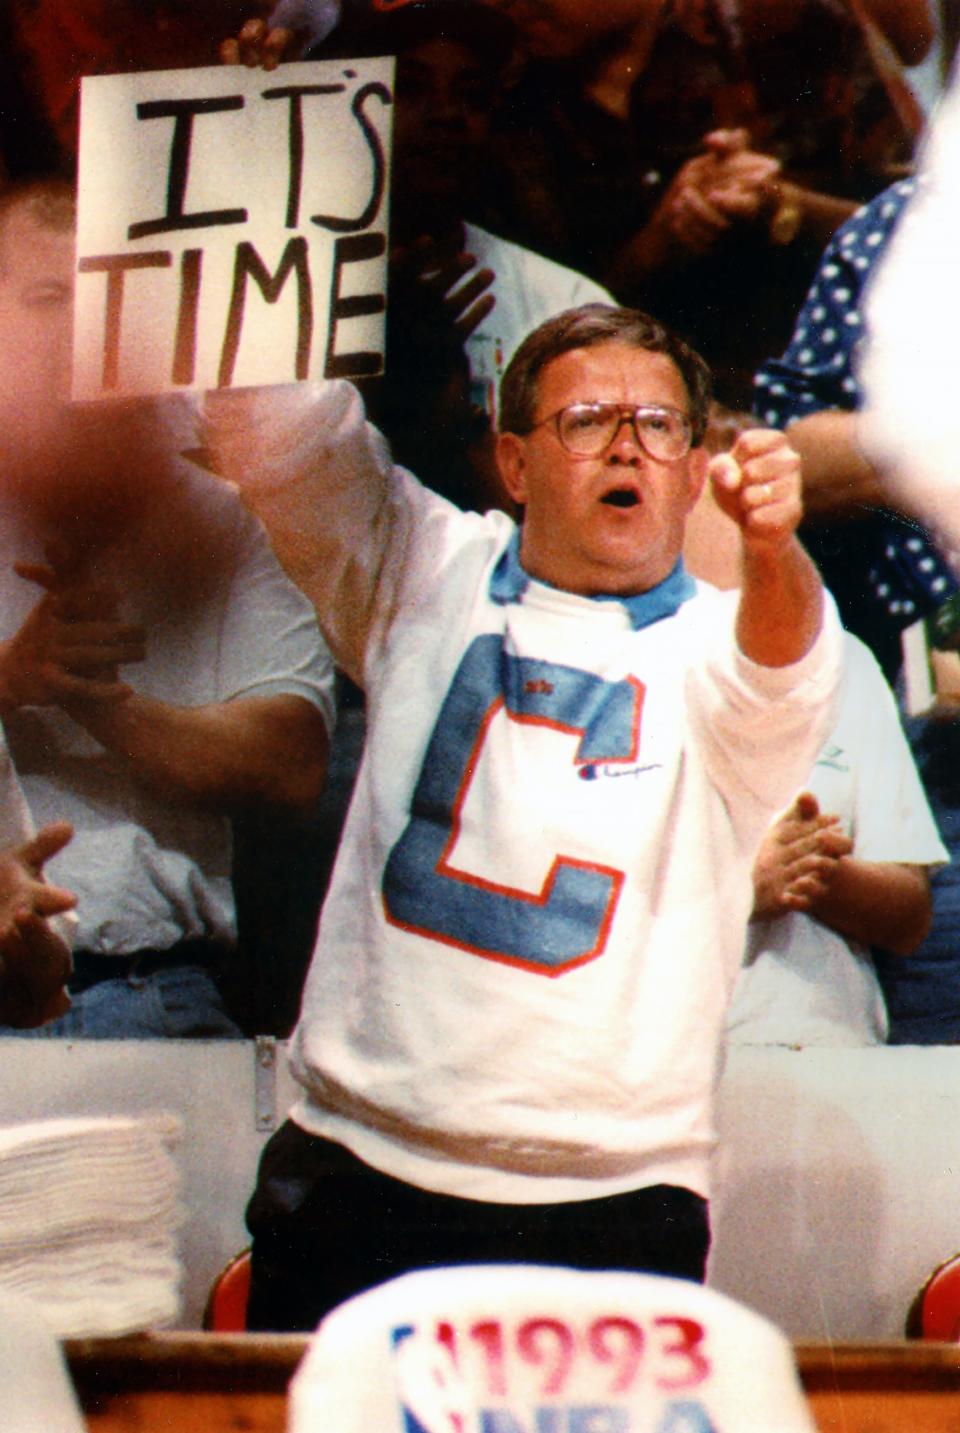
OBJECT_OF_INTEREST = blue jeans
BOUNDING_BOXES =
[0,961,243,1039]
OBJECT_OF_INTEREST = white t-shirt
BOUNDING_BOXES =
[727,633,947,1046]
[462,222,615,418]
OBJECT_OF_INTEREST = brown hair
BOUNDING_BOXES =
[498,303,712,446]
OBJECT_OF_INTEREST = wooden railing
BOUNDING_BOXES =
[64,1332,960,1432]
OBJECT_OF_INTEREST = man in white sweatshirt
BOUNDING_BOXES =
[205,302,841,1330]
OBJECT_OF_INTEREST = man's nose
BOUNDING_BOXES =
[606,414,645,463]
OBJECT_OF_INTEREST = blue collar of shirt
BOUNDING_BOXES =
[489,531,696,631]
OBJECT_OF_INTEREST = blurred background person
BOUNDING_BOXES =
[480,0,933,405]
[0,177,336,1039]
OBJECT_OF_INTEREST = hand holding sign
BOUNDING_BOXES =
[219,17,297,70]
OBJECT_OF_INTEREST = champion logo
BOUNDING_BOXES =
[579,762,662,781]
[525,678,555,695]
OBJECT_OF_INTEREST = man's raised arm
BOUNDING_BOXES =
[709,429,825,668]
[202,379,459,685]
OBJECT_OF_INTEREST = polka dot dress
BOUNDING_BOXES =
[754,178,959,632]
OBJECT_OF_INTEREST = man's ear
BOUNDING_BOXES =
[496,431,529,506]
[686,444,708,512]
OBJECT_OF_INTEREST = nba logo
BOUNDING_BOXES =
[393,1324,469,1433]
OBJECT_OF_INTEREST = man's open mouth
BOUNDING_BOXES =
[600,487,640,508]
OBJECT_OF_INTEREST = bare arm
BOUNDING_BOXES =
[810,856,931,954]
[709,429,824,667]
[784,409,887,518]
[785,408,939,527]
[608,127,855,299]
[752,790,931,953]
[62,692,329,819]
[607,130,780,287]
[736,539,823,668]
[610,135,858,296]
[767,180,858,248]
[0,541,330,819]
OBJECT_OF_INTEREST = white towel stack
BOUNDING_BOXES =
[0,1113,184,1337]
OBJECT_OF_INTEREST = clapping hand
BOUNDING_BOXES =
[752,792,853,917]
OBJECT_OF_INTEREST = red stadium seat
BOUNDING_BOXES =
[203,1248,252,1332]
[906,1252,960,1340]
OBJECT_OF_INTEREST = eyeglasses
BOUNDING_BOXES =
[527,402,694,461]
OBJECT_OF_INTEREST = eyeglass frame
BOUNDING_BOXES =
[518,401,696,461]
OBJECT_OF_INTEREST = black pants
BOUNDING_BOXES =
[245,1121,710,1332]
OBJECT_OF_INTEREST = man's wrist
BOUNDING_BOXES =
[740,528,803,564]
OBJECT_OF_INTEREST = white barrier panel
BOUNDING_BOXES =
[710,1046,960,1340]
[1,1041,958,1337]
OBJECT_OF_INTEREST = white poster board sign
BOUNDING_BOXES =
[74,58,393,399]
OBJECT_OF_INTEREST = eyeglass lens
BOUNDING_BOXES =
[557,404,690,459]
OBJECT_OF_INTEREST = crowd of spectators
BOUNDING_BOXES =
[481,0,933,405]
[0,0,956,1057]
[2,0,960,1358]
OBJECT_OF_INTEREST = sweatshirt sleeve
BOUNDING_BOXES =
[687,585,845,848]
[200,379,469,686]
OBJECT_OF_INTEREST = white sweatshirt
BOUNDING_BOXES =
[205,379,842,1203]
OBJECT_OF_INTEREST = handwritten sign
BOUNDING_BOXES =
[74,58,393,399]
